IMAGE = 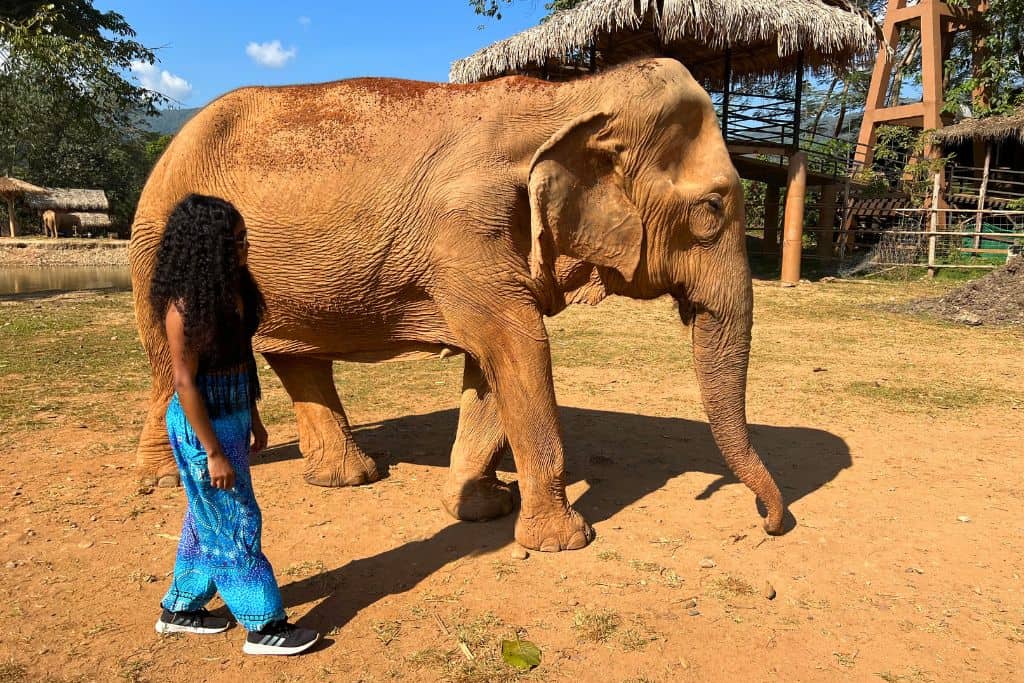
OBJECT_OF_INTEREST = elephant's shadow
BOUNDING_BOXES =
[260,407,850,634]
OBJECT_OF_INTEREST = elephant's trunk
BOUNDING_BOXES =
[686,304,785,534]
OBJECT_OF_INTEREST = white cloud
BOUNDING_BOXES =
[298,16,311,28]
[245,40,297,68]
[130,60,193,102]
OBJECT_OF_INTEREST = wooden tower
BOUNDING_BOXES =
[855,0,984,166]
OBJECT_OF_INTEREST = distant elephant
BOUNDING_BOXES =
[130,59,786,551]
[42,210,81,238]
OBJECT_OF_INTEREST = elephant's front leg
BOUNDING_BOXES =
[264,353,380,487]
[441,356,514,521]
[440,297,593,551]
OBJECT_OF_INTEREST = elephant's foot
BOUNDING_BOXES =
[515,506,593,552]
[303,448,380,488]
[138,456,180,488]
[441,476,514,521]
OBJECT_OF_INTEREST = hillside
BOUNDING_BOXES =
[145,107,201,135]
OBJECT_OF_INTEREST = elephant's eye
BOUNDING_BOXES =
[704,193,724,214]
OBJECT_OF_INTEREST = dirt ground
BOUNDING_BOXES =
[1,277,1022,682]
[899,257,1024,327]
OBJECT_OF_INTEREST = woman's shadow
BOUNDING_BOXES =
[262,406,850,633]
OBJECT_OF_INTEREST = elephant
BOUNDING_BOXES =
[129,58,786,552]
[42,209,81,238]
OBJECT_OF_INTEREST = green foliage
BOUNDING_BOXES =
[0,2,165,230]
[470,0,583,20]
[144,134,173,166]
[855,126,950,199]
[500,639,541,671]
[943,0,1024,117]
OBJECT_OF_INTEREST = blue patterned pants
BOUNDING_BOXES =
[161,394,286,631]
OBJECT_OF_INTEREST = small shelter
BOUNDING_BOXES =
[931,107,1024,148]
[451,0,885,281]
[0,176,47,238]
[26,188,112,237]
[932,106,1024,252]
[932,106,1024,209]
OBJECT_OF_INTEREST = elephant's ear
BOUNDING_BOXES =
[527,112,644,283]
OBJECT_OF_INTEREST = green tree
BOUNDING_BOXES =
[469,0,583,20]
[0,2,164,229]
[944,0,1024,116]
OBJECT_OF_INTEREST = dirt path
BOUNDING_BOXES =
[1,279,1022,682]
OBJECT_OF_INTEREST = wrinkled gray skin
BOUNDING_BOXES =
[130,58,786,552]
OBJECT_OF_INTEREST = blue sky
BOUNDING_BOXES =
[96,1,551,108]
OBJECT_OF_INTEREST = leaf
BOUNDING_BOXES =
[501,638,541,671]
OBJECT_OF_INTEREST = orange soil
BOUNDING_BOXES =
[1,280,1022,682]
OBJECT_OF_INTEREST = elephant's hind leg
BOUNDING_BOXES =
[441,356,514,521]
[137,386,179,488]
[265,353,380,487]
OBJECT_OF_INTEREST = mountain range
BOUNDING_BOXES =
[145,107,202,135]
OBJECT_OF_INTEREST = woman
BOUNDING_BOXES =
[149,194,319,656]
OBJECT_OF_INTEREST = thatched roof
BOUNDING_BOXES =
[26,188,109,212]
[0,176,46,198]
[932,107,1024,145]
[450,0,884,86]
[63,212,113,229]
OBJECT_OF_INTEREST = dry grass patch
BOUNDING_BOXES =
[406,611,534,683]
[706,575,756,600]
[281,559,325,577]
[372,620,402,646]
[572,608,621,643]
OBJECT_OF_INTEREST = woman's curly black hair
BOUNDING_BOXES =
[149,194,264,367]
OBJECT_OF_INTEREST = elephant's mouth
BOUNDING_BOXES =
[673,291,697,327]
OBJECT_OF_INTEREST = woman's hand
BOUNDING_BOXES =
[251,414,268,455]
[207,451,236,490]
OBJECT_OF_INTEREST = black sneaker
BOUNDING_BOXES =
[243,620,320,656]
[155,608,231,634]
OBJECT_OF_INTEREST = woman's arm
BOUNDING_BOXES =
[165,305,235,490]
[250,400,268,455]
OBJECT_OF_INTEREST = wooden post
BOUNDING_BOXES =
[816,185,839,261]
[792,50,805,151]
[782,151,808,283]
[973,142,992,249]
[920,0,946,158]
[721,49,732,141]
[927,171,941,278]
[5,197,16,238]
[763,184,780,254]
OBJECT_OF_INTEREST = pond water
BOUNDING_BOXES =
[0,266,132,296]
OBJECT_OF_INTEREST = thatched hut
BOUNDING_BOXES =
[0,177,47,238]
[931,106,1024,147]
[931,106,1024,207]
[451,0,881,86]
[26,188,112,237]
[451,0,885,281]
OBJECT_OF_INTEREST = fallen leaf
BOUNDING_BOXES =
[501,638,541,671]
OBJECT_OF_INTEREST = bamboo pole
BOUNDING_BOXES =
[781,152,808,283]
[5,197,16,238]
[763,184,780,254]
[927,171,941,278]
[816,185,838,261]
[973,142,992,250]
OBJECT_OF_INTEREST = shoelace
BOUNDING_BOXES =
[179,609,213,626]
[258,620,295,637]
